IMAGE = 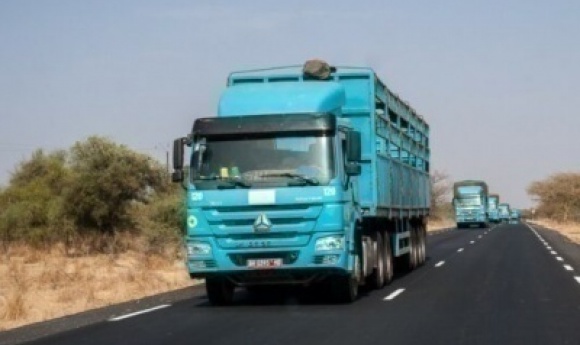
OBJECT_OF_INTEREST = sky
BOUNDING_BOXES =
[1,0,579,209]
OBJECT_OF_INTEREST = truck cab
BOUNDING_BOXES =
[509,209,520,224]
[498,203,511,223]
[453,180,489,229]
[487,194,500,223]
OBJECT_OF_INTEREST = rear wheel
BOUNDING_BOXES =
[382,231,394,285]
[405,227,419,271]
[206,277,235,306]
[417,225,426,265]
[367,232,385,289]
[422,224,427,264]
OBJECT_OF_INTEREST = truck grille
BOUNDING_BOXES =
[203,204,322,234]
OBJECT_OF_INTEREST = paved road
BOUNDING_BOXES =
[9,223,580,345]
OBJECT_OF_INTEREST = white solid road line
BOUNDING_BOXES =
[458,248,464,252]
[435,261,445,267]
[109,304,171,321]
[384,288,405,301]
[564,265,573,271]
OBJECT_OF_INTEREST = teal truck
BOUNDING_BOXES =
[498,203,511,223]
[172,60,430,304]
[487,194,500,223]
[509,208,520,224]
[453,180,489,228]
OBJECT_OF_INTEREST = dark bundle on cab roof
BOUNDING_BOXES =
[302,59,337,80]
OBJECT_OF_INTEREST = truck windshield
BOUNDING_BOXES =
[455,197,482,207]
[190,134,334,189]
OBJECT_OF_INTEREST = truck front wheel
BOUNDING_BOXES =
[206,277,235,306]
[331,274,358,303]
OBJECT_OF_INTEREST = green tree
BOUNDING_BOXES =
[64,136,169,232]
[0,149,71,244]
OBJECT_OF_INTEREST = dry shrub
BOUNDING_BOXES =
[428,218,455,232]
[0,292,26,322]
[0,237,193,331]
[532,219,580,244]
[0,260,29,324]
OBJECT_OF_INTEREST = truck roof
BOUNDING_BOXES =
[218,82,346,117]
[224,63,428,129]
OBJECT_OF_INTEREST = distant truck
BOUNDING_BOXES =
[509,209,521,224]
[172,60,431,304]
[498,203,511,223]
[453,180,489,228]
[487,194,500,223]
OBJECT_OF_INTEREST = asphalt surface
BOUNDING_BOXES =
[3,222,580,345]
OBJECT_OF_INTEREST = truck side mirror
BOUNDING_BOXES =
[346,130,361,162]
[345,163,361,176]
[172,138,185,182]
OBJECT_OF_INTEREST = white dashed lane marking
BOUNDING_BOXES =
[384,288,405,301]
[109,305,171,321]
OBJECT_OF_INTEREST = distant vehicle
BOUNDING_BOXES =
[509,209,521,224]
[498,203,511,223]
[453,180,489,228]
[487,194,500,223]
[172,60,431,304]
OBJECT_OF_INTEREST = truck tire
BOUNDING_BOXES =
[330,275,358,303]
[206,277,235,306]
[367,232,385,289]
[416,226,425,266]
[421,223,427,264]
[383,230,394,285]
[409,227,419,270]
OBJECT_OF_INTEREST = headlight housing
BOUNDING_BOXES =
[186,242,212,256]
[315,235,345,251]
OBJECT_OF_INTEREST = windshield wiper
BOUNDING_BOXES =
[217,178,252,189]
[261,173,319,186]
[193,175,251,189]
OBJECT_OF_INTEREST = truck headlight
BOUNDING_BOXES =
[187,242,212,256]
[315,236,345,251]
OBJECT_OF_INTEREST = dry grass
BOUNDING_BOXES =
[427,218,455,232]
[0,240,196,331]
[530,219,580,244]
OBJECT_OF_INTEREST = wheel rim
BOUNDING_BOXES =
[385,243,393,282]
[377,235,385,286]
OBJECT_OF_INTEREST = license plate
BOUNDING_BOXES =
[247,258,282,269]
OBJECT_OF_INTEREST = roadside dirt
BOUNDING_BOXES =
[0,245,196,331]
